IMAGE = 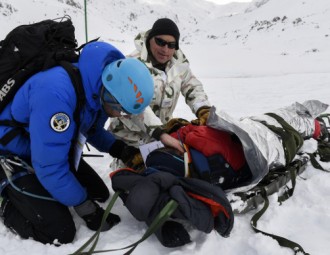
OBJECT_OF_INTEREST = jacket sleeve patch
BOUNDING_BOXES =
[50,112,71,132]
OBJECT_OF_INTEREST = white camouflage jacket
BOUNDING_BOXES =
[108,30,210,146]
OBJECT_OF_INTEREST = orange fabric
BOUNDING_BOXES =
[109,168,137,179]
[172,124,246,170]
[187,192,229,218]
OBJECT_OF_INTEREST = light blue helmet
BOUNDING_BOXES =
[101,58,154,114]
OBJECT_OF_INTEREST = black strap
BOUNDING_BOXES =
[276,164,298,204]
[0,128,24,146]
[233,158,311,254]
[251,188,310,255]
[59,61,86,120]
[0,119,28,127]
[308,153,330,172]
[76,37,100,51]
[58,61,86,171]
[0,119,28,146]
[248,159,311,254]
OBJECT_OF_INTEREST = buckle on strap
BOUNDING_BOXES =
[0,171,30,195]
[0,155,34,195]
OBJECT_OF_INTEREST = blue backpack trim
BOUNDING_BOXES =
[189,148,211,176]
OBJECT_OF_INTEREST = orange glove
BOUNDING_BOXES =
[191,106,210,125]
[165,118,190,133]
[126,152,145,171]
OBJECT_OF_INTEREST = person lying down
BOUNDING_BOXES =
[109,99,329,248]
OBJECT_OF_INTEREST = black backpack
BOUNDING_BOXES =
[0,16,86,145]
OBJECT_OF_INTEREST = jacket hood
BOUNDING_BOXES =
[78,41,125,110]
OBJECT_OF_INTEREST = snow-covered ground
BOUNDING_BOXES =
[0,0,330,254]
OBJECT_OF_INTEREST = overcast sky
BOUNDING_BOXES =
[206,0,252,4]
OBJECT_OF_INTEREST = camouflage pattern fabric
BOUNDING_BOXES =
[108,30,211,147]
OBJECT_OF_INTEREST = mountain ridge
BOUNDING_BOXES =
[1,0,329,51]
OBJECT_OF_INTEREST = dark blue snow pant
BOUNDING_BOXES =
[0,158,109,244]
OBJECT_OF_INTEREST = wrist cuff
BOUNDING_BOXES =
[74,200,96,217]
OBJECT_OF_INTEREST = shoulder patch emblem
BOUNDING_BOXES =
[50,113,70,132]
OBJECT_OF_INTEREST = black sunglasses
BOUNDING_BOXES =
[154,37,177,49]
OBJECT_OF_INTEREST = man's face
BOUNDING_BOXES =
[100,86,131,117]
[102,103,122,117]
[149,35,176,64]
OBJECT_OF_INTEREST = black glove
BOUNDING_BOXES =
[74,200,120,231]
[109,140,144,170]
[151,127,166,140]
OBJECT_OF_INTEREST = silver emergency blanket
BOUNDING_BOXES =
[207,100,328,192]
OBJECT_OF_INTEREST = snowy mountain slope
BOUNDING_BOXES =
[0,0,330,255]
[1,0,329,62]
[188,0,330,80]
[1,0,329,42]
[0,0,231,44]
[210,0,330,50]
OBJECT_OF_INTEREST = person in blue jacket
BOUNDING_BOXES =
[0,41,155,245]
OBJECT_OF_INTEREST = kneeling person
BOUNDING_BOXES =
[0,42,154,245]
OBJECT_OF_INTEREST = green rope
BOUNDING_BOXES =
[70,191,121,255]
[93,199,178,255]
[71,196,178,255]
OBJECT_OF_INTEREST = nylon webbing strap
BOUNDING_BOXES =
[122,199,178,255]
[0,128,23,146]
[59,61,85,122]
[277,165,297,204]
[71,197,178,255]
[0,119,29,146]
[251,188,310,255]
[71,191,121,255]
[264,113,304,163]
[59,61,85,171]
[308,153,330,172]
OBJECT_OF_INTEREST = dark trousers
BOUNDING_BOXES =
[0,158,110,244]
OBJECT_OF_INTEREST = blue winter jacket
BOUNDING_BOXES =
[0,42,125,206]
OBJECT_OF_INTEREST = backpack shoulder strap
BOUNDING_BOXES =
[0,119,28,146]
[57,61,86,171]
[58,61,86,122]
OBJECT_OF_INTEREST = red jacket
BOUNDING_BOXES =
[171,125,246,171]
